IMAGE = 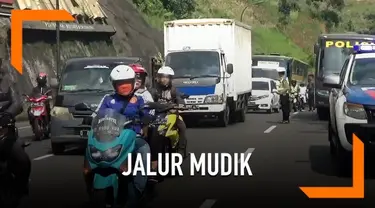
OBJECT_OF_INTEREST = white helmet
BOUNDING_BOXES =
[276,67,286,73]
[110,65,136,95]
[157,66,175,76]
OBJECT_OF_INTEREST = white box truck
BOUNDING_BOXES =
[163,18,252,127]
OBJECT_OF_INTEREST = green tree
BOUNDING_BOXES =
[365,13,375,34]
[277,0,300,26]
[306,0,344,31]
[161,0,196,19]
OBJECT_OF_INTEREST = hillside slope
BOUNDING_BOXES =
[0,0,163,119]
[136,0,375,65]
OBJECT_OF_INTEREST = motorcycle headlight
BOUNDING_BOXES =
[204,94,223,104]
[343,102,367,120]
[89,144,122,162]
[317,90,329,97]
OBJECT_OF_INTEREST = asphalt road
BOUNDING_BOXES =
[15,110,375,207]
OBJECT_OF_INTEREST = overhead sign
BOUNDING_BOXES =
[257,61,279,67]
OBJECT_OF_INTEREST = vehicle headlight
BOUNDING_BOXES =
[258,95,269,99]
[50,106,73,120]
[89,144,122,162]
[343,102,367,120]
[317,90,329,97]
[204,94,223,104]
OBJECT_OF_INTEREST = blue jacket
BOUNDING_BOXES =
[96,93,149,134]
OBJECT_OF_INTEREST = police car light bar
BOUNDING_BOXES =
[353,44,375,53]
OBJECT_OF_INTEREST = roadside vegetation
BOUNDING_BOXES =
[132,0,375,66]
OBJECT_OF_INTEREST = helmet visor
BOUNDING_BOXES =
[115,80,134,96]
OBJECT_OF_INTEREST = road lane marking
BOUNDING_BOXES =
[65,147,79,152]
[238,148,255,163]
[32,147,80,161]
[264,125,277,133]
[18,126,30,130]
[293,112,299,115]
[33,154,53,161]
[200,199,216,208]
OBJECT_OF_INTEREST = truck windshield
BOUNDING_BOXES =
[252,57,289,68]
[252,81,269,90]
[320,39,373,75]
[60,64,113,92]
[349,58,375,86]
[165,51,220,78]
[252,68,279,80]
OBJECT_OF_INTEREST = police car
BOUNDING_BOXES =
[326,44,375,172]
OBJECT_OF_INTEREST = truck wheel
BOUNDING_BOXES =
[317,108,329,120]
[218,104,230,127]
[51,142,65,155]
[237,106,246,122]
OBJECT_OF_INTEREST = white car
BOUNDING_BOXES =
[326,44,375,173]
[248,78,280,113]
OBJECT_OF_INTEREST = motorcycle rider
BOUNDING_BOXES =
[289,80,300,112]
[130,64,154,103]
[93,65,151,207]
[299,83,307,110]
[28,72,52,128]
[149,66,187,160]
[0,66,30,197]
[276,68,290,123]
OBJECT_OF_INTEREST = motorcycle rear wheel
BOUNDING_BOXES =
[33,120,43,141]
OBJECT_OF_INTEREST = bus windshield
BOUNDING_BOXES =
[320,39,374,74]
[252,67,279,80]
[252,57,289,68]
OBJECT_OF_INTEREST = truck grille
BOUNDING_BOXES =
[71,109,92,118]
[185,97,204,104]
[364,105,375,124]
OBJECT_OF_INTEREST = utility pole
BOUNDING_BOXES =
[56,0,61,78]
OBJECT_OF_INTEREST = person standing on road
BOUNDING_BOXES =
[299,83,307,110]
[289,80,300,112]
[307,74,315,111]
[276,68,290,123]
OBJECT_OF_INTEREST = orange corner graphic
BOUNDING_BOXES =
[11,10,75,74]
[299,134,364,198]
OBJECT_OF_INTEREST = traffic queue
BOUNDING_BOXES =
[0,18,255,208]
[3,15,375,207]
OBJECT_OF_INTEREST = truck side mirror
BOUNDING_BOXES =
[314,43,319,54]
[323,74,341,89]
[226,63,233,74]
[50,78,59,88]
